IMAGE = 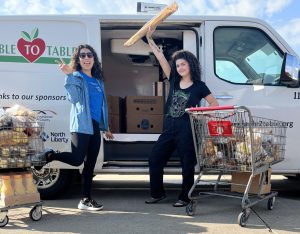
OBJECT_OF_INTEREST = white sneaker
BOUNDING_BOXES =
[78,198,103,211]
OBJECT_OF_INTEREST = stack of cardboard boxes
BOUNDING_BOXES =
[107,94,165,134]
[106,95,124,133]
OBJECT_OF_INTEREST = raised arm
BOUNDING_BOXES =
[146,27,171,79]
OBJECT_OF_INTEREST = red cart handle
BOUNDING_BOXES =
[186,105,236,112]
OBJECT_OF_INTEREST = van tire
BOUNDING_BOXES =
[31,168,77,200]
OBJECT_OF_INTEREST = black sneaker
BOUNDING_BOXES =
[78,198,103,211]
[145,195,166,204]
[44,148,55,163]
[33,149,54,171]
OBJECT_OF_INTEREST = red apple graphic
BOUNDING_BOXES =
[17,28,46,63]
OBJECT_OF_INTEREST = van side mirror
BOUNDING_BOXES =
[279,53,300,88]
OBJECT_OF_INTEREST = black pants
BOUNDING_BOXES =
[149,117,196,202]
[52,120,101,199]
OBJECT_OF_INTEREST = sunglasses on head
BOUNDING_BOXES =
[79,52,94,59]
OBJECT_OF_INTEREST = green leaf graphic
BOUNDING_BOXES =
[21,31,31,41]
[31,28,39,40]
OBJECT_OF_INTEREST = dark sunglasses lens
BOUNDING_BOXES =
[86,53,93,58]
[79,52,93,59]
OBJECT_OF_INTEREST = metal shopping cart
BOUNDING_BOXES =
[185,105,287,227]
[0,117,46,227]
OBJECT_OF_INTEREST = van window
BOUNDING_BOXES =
[214,27,284,85]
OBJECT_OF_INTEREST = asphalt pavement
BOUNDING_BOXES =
[1,174,299,234]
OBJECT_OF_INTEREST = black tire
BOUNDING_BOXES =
[31,168,77,200]
[238,208,251,227]
[186,201,196,216]
[267,197,275,210]
[238,212,248,227]
[29,205,42,221]
[0,215,8,227]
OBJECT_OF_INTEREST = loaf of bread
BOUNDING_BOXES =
[0,130,28,146]
[124,2,178,47]
[0,131,13,146]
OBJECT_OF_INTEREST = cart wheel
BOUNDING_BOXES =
[267,197,276,210]
[186,201,196,216]
[0,215,9,227]
[238,209,250,227]
[30,205,42,221]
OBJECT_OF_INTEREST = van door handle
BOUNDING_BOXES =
[215,95,233,99]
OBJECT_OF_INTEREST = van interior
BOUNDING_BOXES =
[100,23,199,168]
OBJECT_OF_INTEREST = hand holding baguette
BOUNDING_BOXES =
[146,27,163,58]
[124,2,178,47]
[146,27,171,79]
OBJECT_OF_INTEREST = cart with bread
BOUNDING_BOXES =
[185,105,287,227]
[0,105,46,227]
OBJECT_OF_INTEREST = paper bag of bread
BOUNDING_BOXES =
[124,2,178,47]
[5,104,37,119]
[5,105,41,136]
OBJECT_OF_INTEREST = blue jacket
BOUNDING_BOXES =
[64,71,109,134]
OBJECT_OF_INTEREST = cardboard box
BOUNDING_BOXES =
[107,95,123,115]
[126,96,164,115]
[126,113,163,133]
[231,169,271,194]
[15,193,40,205]
[0,172,40,206]
[108,114,124,133]
[153,81,170,101]
[0,195,15,207]
[107,95,125,133]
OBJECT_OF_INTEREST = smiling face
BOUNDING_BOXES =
[175,58,191,79]
[78,48,94,74]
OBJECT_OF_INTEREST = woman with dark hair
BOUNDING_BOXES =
[45,44,113,211]
[145,28,218,207]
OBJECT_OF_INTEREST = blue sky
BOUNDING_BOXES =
[0,0,299,56]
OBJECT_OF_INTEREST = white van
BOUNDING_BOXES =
[0,14,299,199]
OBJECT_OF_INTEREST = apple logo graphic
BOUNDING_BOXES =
[17,28,46,63]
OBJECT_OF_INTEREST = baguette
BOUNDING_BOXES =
[124,2,178,47]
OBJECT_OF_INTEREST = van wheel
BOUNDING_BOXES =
[31,168,77,200]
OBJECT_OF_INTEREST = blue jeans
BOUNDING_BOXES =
[148,117,196,202]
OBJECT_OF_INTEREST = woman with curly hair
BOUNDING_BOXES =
[145,28,218,207]
[45,44,113,211]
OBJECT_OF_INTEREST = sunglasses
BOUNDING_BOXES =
[79,52,94,59]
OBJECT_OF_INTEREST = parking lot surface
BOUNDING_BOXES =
[1,175,299,234]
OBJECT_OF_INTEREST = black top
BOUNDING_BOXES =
[165,76,211,118]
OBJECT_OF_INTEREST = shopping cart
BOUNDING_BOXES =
[0,118,46,227]
[185,105,287,227]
